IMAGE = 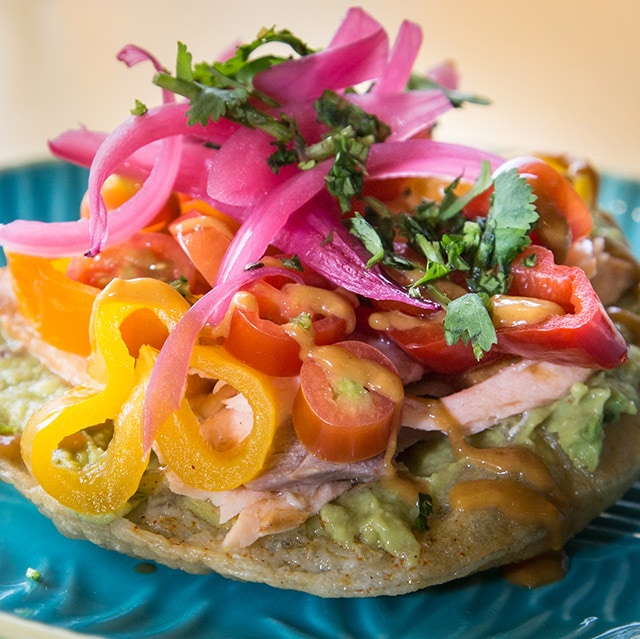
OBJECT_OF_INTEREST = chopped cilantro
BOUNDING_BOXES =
[407,73,491,108]
[468,167,538,296]
[169,275,197,303]
[349,213,386,268]
[352,161,538,359]
[415,492,433,532]
[281,254,303,271]
[130,99,148,116]
[291,312,313,330]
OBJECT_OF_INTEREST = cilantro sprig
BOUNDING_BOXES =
[350,162,538,359]
[407,74,491,109]
[153,31,390,212]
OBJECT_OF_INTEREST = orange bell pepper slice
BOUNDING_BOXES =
[6,252,98,357]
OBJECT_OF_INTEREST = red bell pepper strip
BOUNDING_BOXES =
[498,246,628,369]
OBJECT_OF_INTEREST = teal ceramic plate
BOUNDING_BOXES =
[0,162,639,639]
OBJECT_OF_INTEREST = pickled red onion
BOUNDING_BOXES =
[215,165,329,284]
[373,19,423,95]
[254,7,388,103]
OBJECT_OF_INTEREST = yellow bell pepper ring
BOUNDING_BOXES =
[21,347,153,516]
[20,278,190,515]
[155,344,295,492]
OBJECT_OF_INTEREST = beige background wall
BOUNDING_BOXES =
[1,0,638,177]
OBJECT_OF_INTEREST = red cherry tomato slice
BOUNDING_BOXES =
[224,305,302,377]
[223,279,357,377]
[66,232,203,292]
[292,340,403,463]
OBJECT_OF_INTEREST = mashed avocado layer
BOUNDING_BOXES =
[0,332,68,433]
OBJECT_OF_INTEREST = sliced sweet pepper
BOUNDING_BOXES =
[20,278,189,515]
[154,344,294,492]
[6,252,98,356]
[499,245,628,369]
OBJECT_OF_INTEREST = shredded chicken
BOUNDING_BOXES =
[402,359,593,436]
[213,482,350,548]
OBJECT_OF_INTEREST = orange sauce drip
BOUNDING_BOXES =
[502,550,568,588]
[449,479,565,550]
[308,345,404,406]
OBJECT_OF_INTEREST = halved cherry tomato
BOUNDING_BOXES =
[223,280,356,376]
[66,231,206,293]
[292,340,403,463]
[225,301,303,377]
[80,174,181,233]
[169,212,235,286]
[246,280,354,329]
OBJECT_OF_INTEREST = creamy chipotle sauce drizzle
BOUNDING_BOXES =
[502,550,568,588]
[308,344,404,406]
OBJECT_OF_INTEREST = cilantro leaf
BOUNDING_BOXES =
[314,89,391,142]
[438,160,492,220]
[348,212,416,270]
[213,26,315,81]
[469,168,538,295]
[175,41,193,81]
[186,85,250,126]
[491,169,539,268]
[130,99,148,116]
[348,213,385,267]
[443,293,497,360]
